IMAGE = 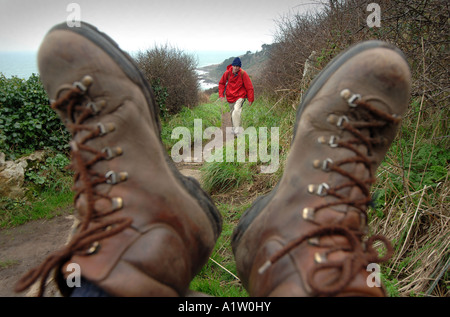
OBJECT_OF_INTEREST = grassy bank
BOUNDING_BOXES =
[0,190,74,228]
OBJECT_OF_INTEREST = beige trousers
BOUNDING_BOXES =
[228,98,245,134]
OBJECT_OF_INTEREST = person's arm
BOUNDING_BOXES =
[243,71,254,105]
[218,71,228,101]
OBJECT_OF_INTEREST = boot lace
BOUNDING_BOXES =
[15,76,132,296]
[258,89,399,296]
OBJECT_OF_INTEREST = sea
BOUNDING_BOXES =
[0,50,245,90]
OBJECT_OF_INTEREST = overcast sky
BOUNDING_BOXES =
[0,0,321,53]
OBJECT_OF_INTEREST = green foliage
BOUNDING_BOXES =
[189,202,248,297]
[198,98,290,194]
[0,73,70,160]
[24,150,73,194]
[381,274,400,297]
[0,148,73,228]
[151,78,169,119]
[201,158,256,194]
[0,74,74,228]
[160,99,222,151]
[134,45,199,115]
[0,190,73,228]
[373,130,449,216]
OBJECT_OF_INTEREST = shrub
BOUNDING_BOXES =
[24,150,73,194]
[0,73,70,160]
[261,0,449,112]
[134,45,200,117]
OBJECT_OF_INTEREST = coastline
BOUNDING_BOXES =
[196,65,220,91]
[0,51,235,91]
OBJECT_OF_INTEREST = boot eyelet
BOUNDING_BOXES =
[329,135,339,148]
[102,146,123,160]
[86,241,100,255]
[347,94,361,107]
[340,89,361,107]
[318,136,327,144]
[73,75,93,93]
[73,81,88,93]
[105,171,128,185]
[111,197,124,211]
[87,102,100,115]
[302,207,315,220]
[313,159,321,169]
[69,140,79,151]
[97,122,115,136]
[322,158,333,172]
[317,183,330,196]
[327,114,339,125]
[337,116,349,129]
[308,237,320,246]
[340,88,352,99]
[314,252,327,264]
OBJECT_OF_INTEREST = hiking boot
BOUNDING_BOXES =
[232,41,411,296]
[15,22,222,297]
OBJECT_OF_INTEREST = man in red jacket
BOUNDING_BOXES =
[219,57,254,135]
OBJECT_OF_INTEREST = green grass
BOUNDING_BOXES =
[0,259,19,269]
[160,96,223,151]
[0,189,74,228]
[189,201,251,297]
[198,96,291,194]
[368,99,449,297]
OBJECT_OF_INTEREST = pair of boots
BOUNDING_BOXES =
[15,22,411,297]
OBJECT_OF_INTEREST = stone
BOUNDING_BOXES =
[0,150,47,199]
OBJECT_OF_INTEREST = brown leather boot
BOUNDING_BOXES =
[15,22,222,297]
[232,41,411,296]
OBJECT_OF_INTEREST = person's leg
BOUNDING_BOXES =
[15,21,222,297]
[230,98,245,134]
[228,101,235,124]
[70,278,112,297]
[232,40,411,296]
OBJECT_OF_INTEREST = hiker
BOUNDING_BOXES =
[218,57,254,135]
[15,21,411,297]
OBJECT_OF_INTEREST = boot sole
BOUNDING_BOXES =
[47,22,222,238]
[292,40,407,138]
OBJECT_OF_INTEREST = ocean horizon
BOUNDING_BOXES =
[0,50,246,90]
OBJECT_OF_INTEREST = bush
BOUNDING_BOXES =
[134,45,200,117]
[0,73,70,160]
[24,150,73,194]
[261,0,449,112]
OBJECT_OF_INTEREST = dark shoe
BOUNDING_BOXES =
[15,22,221,297]
[232,41,411,296]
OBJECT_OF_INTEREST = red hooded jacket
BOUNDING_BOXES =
[219,65,254,103]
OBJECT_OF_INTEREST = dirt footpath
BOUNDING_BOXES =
[0,211,76,297]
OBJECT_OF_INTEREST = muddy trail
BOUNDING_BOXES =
[0,112,233,297]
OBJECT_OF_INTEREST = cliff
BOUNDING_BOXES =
[198,43,273,89]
